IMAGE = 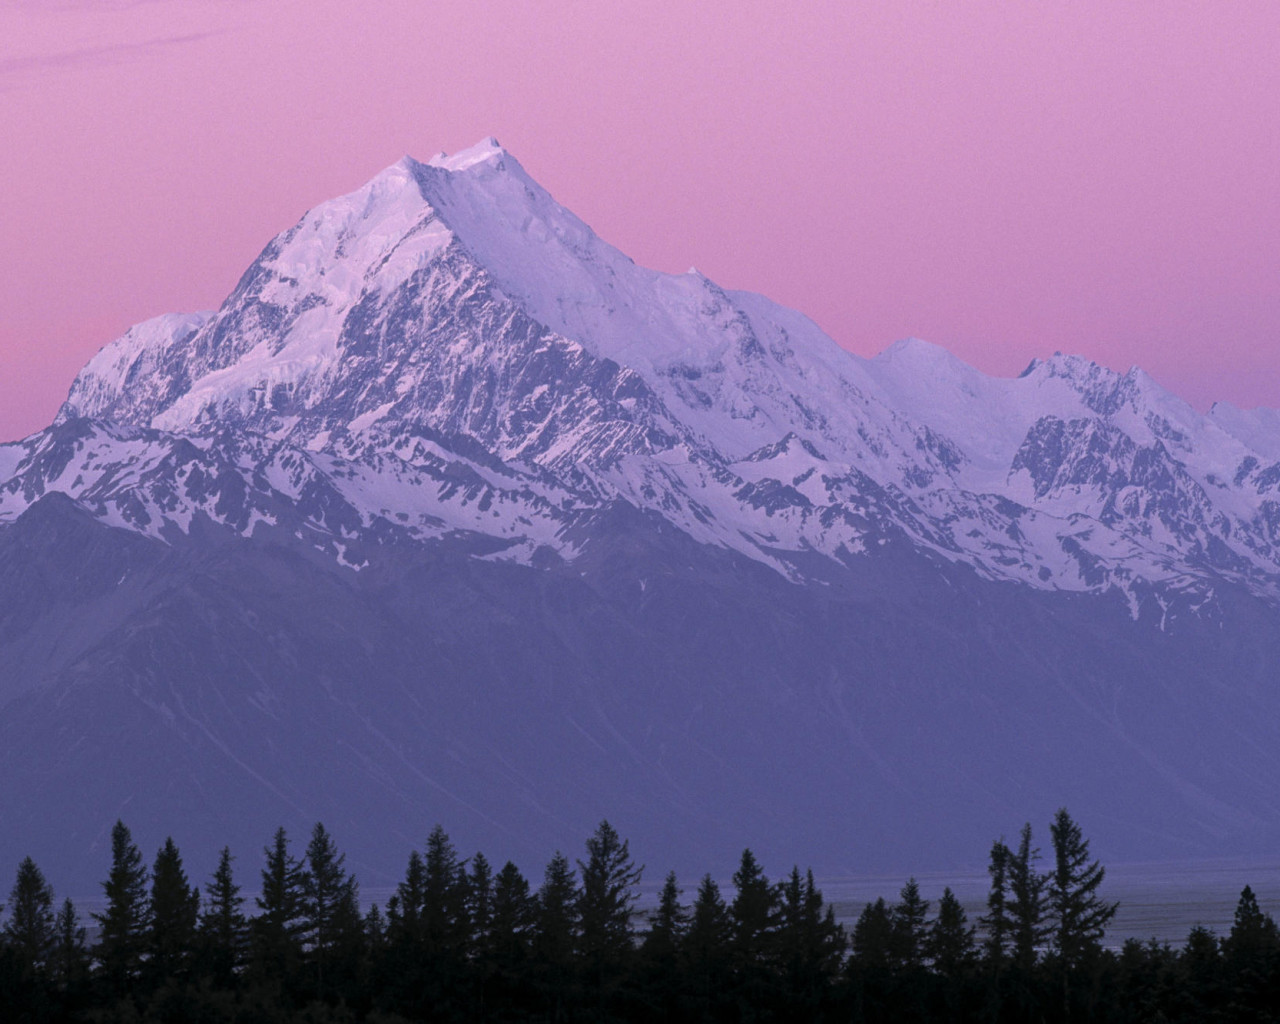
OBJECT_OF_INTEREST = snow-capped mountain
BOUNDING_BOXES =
[7,138,1275,609]
[4,138,1280,892]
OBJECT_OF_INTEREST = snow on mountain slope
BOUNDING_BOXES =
[12,138,1280,607]
[864,341,1280,584]
[866,341,1249,501]
[1210,401,1280,462]
[0,417,577,569]
[64,311,214,427]
[60,140,917,476]
[410,141,913,464]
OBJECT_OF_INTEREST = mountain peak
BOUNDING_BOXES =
[869,338,989,394]
[1019,351,1117,390]
[874,336,967,369]
[426,136,507,173]
[1022,354,1177,410]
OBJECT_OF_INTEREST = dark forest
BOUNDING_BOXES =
[2,809,1277,1023]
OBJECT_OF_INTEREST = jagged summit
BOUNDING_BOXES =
[425,135,506,171]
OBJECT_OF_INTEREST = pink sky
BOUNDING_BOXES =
[2,0,1277,442]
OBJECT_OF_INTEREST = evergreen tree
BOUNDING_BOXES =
[1221,884,1280,1016]
[848,897,898,1023]
[684,875,732,1018]
[927,886,977,1021]
[640,872,688,1017]
[198,846,248,987]
[1179,924,1222,1017]
[487,860,534,970]
[686,874,731,957]
[1116,936,1177,1022]
[577,820,642,974]
[467,850,494,956]
[363,900,386,992]
[52,897,89,991]
[850,898,895,972]
[147,836,201,983]
[728,847,779,1014]
[251,826,306,987]
[729,847,777,961]
[93,819,151,992]
[776,866,844,1009]
[364,902,386,954]
[1047,808,1117,968]
[642,871,688,963]
[1007,823,1049,972]
[533,851,580,1021]
[422,823,469,956]
[892,877,930,971]
[1224,884,1278,957]
[386,849,426,948]
[977,838,1019,1024]
[301,821,362,999]
[979,838,1013,969]
[389,825,470,1020]
[926,887,976,976]
[534,850,579,966]
[4,856,57,979]
[379,848,429,1018]
[471,865,529,1024]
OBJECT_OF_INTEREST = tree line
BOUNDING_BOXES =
[1,807,1278,1022]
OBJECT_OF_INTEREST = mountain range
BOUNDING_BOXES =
[4,138,1280,894]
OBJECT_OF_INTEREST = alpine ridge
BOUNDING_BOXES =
[4,138,1280,892]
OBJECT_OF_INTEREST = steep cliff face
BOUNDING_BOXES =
[3,139,1280,892]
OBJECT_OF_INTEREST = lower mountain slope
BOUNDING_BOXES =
[5,491,1280,895]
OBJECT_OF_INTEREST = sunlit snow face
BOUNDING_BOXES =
[2,3,1279,444]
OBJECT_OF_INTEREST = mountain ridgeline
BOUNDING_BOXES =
[3,138,1280,892]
